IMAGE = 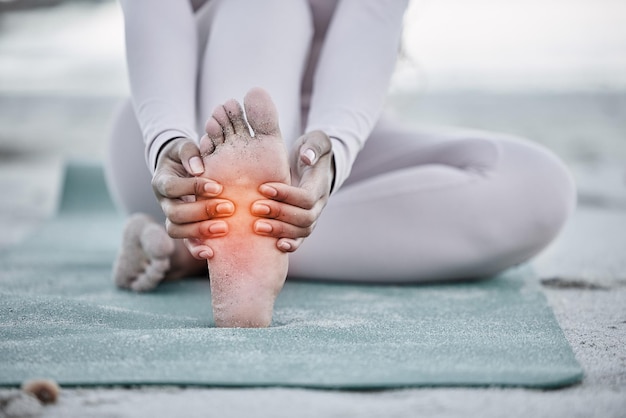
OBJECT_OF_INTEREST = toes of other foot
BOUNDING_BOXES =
[130,258,170,292]
[139,224,175,258]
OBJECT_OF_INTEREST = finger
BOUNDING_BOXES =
[153,174,223,200]
[298,131,332,166]
[253,219,314,240]
[251,200,317,228]
[166,219,229,240]
[163,198,235,224]
[175,139,205,176]
[276,238,304,253]
[184,238,214,260]
[258,182,318,210]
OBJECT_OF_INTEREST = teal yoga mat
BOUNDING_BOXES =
[0,162,583,389]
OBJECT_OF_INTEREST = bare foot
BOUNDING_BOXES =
[113,213,206,292]
[195,88,290,327]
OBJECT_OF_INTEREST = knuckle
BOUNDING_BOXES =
[272,204,285,219]
[301,212,316,227]
[161,181,176,198]
[320,133,331,148]
[165,220,177,237]
[274,189,290,202]
[151,175,163,193]
[205,202,219,218]
[272,222,285,235]
[162,204,175,220]
[302,194,318,210]
[180,138,196,153]
[168,210,184,224]
[192,178,201,194]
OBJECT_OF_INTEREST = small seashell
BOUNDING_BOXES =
[21,379,60,404]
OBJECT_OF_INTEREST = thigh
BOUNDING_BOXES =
[343,115,502,189]
[290,120,575,281]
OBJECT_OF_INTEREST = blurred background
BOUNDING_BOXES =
[0,0,624,244]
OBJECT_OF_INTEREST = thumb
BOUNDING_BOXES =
[175,139,204,176]
[299,131,332,166]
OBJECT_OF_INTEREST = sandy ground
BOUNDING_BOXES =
[0,1,625,417]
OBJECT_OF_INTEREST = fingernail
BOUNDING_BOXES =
[208,221,227,234]
[278,241,292,251]
[204,182,222,195]
[303,148,316,164]
[254,221,272,233]
[216,202,234,214]
[252,203,271,215]
[259,185,278,197]
[190,156,204,174]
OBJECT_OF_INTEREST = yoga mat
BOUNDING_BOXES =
[0,162,583,389]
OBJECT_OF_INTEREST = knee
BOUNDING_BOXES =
[532,147,575,239]
[504,138,577,255]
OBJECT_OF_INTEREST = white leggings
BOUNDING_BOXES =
[105,102,576,282]
[106,0,576,282]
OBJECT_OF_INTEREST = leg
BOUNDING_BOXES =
[106,0,314,292]
[105,100,206,291]
[190,88,291,327]
[104,100,164,222]
[288,116,576,282]
[197,0,312,149]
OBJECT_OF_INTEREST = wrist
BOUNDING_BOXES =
[154,136,187,170]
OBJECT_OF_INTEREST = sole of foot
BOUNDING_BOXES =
[197,87,291,328]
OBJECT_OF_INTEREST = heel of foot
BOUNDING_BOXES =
[213,309,273,328]
[209,258,287,328]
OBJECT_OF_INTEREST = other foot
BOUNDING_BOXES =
[113,213,205,291]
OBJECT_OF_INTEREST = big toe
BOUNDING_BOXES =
[244,87,281,137]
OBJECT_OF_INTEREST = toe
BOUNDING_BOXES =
[131,258,170,292]
[140,223,176,259]
[244,87,281,136]
[212,105,234,137]
[223,98,250,136]
[202,117,224,153]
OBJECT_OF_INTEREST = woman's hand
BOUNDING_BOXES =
[251,130,334,252]
[151,137,234,242]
